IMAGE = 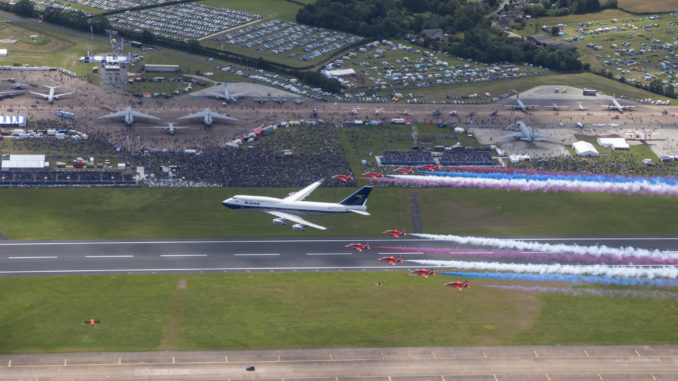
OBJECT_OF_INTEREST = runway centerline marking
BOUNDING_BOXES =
[8,256,57,259]
[307,253,352,256]
[378,252,423,255]
[161,254,207,257]
[233,253,280,256]
[85,255,134,258]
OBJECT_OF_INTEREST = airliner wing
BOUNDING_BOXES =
[177,112,203,120]
[266,211,327,230]
[211,111,239,121]
[283,180,323,202]
[132,110,160,120]
[54,92,75,99]
[29,91,49,98]
[98,110,127,119]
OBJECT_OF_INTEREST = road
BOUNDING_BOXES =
[1,345,677,380]
[1,236,677,276]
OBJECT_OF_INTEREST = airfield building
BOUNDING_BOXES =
[142,64,180,73]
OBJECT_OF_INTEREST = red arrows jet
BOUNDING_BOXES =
[418,164,440,171]
[410,269,435,278]
[444,281,470,290]
[393,168,414,174]
[378,255,403,265]
[382,229,406,238]
[345,242,370,251]
[362,171,384,178]
[332,174,354,182]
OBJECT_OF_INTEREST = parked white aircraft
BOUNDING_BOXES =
[504,93,539,113]
[222,180,372,231]
[501,121,554,142]
[207,83,246,102]
[29,85,74,103]
[603,95,635,113]
[178,107,238,126]
[375,107,383,116]
[576,103,588,111]
[152,122,188,135]
[98,106,160,126]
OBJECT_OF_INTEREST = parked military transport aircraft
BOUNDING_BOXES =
[98,106,160,126]
[504,93,538,113]
[501,121,554,142]
[178,107,238,126]
[207,83,246,102]
[222,180,372,231]
[603,95,635,113]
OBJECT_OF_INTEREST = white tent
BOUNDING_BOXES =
[572,141,599,157]
[597,137,629,150]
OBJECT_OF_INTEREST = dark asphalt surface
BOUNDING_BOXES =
[1,236,677,276]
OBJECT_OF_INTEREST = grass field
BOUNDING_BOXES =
[618,0,678,14]
[382,72,673,102]
[518,10,678,87]
[1,272,676,353]
[2,186,678,239]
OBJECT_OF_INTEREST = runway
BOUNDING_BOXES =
[1,345,677,380]
[1,236,677,276]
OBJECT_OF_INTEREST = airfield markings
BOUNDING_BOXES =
[85,255,134,258]
[8,256,57,259]
[233,253,280,256]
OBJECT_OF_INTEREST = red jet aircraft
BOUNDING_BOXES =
[383,229,406,238]
[378,255,403,265]
[345,242,370,251]
[362,171,384,178]
[410,269,435,278]
[418,164,440,171]
[444,281,470,290]
[393,168,414,174]
[332,174,354,182]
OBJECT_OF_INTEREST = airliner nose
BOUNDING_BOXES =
[222,198,232,207]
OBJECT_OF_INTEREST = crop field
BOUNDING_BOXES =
[520,10,678,87]
[1,272,676,353]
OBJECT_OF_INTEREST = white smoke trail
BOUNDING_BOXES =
[408,259,678,279]
[387,174,678,197]
[412,233,678,261]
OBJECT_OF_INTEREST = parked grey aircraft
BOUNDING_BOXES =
[0,90,23,99]
[501,121,554,142]
[152,122,188,135]
[207,83,246,102]
[98,107,160,126]
[504,93,539,113]
[178,107,238,127]
[29,85,74,103]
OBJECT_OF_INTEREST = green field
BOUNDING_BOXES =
[1,186,678,239]
[519,9,678,87]
[0,272,676,353]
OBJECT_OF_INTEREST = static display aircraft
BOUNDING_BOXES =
[504,93,538,113]
[152,122,188,135]
[449,110,458,116]
[98,106,160,126]
[445,281,470,290]
[207,83,246,102]
[29,85,74,103]
[576,103,588,111]
[0,90,23,99]
[501,121,554,142]
[603,95,635,113]
[378,255,403,265]
[393,168,414,174]
[222,180,372,231]
[345,242,370,251]
[410,269,436,278]
[383,229,406,238]
[362,171,384,178]
[375,107,383,115]
[178,107,238,127]
[545,103,568,111]
[351,107,360,115]
[331,174,354,182]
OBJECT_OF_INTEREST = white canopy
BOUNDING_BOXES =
[572,141,599,157]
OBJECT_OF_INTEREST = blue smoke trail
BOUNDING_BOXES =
[440,272,678,287]
[426,171,678,186]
